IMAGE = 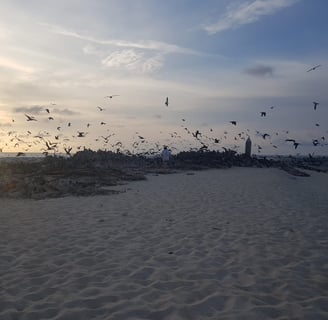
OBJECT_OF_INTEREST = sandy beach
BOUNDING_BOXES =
[1,167,328,320]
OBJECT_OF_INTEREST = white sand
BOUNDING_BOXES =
[1,168,328,320]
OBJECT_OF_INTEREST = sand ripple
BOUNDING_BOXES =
[1,168,327,319]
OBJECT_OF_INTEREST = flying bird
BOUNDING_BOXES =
[64,147,72,156]
[313,101,319,110]
[24,114,37,121]
[230,121,237,126]
[165,97,169,107]
[307,65,321,72]
[260,112,266,117]
[285,139,296,143]
[104,95,119,99]
[77,131,87,137]
[192,130,201,139]
[97,106,105,111]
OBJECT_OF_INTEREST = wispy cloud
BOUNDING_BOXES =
[52,108,80,116]
[0,56,35,73]
[13,106,79,116]
[101,49,164,74]
[13,105,45,114]
[244,64,274,77]
[41,23,201,55]
[203,0,298,34]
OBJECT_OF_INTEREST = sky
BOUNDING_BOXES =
[0,0,328,156]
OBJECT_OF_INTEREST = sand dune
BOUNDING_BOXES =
[1,168,327,319]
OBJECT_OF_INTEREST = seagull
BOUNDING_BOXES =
[285,139,296,143]
[313,101,319,110]
[165,97,169,107]
[25,114,37,121]
[313,139,319,146]
[64,147,72,156]
[260,112,266,117]
[230,121,237,126]
[262,133,270,139]
[77,131,87,137]
[307,65,321,72]
[192,130,201,139]
[97,106,105,111]
[104,95,119,99]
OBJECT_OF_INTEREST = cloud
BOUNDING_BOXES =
[244,64,274,77]
[41,23,201,55]
[142,56,164,74]
[52,108,80,116]
[82,44,104,57]
[102,50,164,74]
[102,50,141,68]
[13,106,78,117]
[0,56,35,73]
[13,105,45,114]
[203,0,298,34]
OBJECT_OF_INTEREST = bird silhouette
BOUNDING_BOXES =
[260,112,266,117]
[230,121,237,126]
[307,65,321,72]
[16,152,25,157]
[105,95,119,99]
[192,130,201,139]
[25,114,37,121]
[313,101,319,110]
[97,106,105,111]
[77,132,87,137]
[64,147,72,156]
[165,97,169,107]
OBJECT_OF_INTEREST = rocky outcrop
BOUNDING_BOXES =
[0,149,326,199]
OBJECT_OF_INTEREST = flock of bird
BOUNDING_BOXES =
[0,65,326,157]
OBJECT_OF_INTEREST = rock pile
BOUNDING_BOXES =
[0,149,326,199]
